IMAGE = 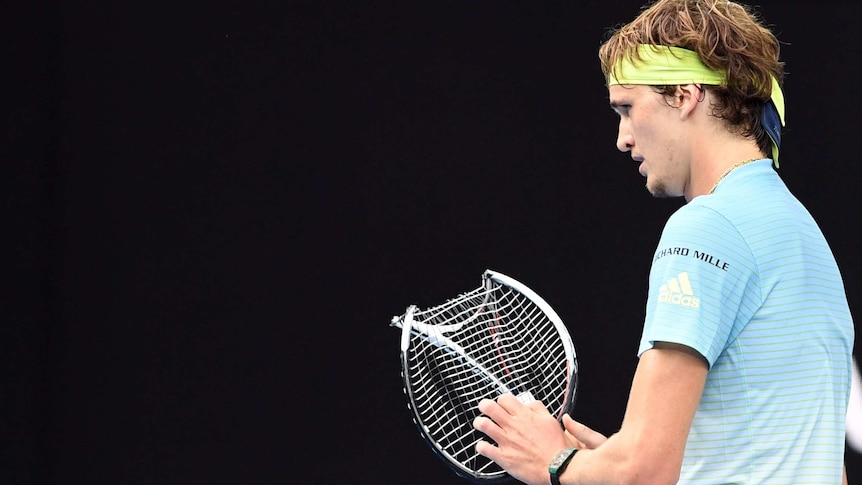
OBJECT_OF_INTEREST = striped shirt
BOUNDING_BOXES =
[638,159,854,484]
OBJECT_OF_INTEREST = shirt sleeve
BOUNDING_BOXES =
[639,202,761,367]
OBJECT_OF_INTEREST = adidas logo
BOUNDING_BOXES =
[658,272,700,308]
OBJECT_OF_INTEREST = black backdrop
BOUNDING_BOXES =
[6,1,862,483]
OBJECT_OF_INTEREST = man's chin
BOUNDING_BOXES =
[646,181,681,199]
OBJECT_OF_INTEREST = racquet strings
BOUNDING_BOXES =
[402,280,572,478]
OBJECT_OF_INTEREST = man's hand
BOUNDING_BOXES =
[473,394,579,485]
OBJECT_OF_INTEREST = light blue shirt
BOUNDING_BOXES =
[639,159,854,484]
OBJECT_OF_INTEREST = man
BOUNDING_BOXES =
[472,1,854,484]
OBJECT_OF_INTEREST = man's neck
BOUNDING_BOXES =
[685,138,764,202]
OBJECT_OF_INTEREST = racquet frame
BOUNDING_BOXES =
[391,269,577,482]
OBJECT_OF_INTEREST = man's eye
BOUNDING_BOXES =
[614,105,631,116]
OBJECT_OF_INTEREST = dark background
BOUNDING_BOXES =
[6,1,862,483]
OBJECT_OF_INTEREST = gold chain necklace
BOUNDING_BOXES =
[709,158,759,194]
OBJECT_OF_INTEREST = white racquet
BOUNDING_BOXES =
[391,270,578,482]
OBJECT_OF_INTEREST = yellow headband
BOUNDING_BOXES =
[609,45,785,166]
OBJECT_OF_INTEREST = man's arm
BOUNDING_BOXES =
[474,341,708,485]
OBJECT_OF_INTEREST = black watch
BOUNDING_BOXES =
[548,447,578,485]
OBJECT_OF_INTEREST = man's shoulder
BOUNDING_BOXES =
[663,200,736,233]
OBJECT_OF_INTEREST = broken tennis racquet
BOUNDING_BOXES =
[391,269,578,482]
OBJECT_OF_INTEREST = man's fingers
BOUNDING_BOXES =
[495,392,525,414]
[525,399,548,414]
[473,415,504,443]
[562,414,608,449]
[474,439,501,462]
[477,397,510,426]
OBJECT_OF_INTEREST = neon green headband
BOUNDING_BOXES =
[608,45,785,166]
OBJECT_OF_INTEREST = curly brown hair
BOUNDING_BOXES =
[599,0,784,157]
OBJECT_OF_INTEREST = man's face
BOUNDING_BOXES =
[609,84,689,198]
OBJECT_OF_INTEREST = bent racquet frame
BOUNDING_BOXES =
[391,270,578,482]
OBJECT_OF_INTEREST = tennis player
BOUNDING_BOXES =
[472,1,854,484]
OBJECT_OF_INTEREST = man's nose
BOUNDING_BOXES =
[616,131,634,152]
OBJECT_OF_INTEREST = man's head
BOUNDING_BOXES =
[599,0,784,162]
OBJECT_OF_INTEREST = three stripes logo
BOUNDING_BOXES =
[658,272,700,308]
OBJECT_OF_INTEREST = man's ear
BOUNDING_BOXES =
[676,84,703,120]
